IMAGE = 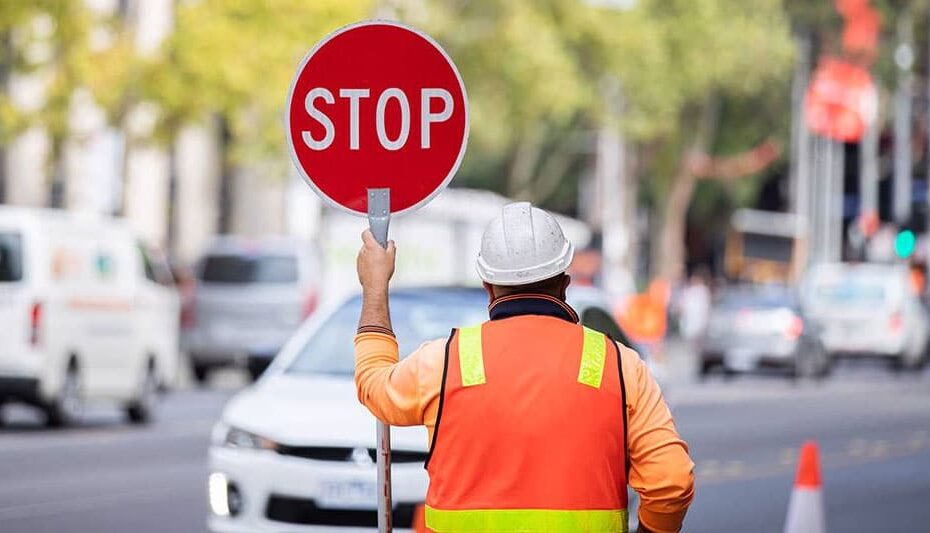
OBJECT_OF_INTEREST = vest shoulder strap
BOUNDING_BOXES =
[457,324,486,387]
[578,327,607,388]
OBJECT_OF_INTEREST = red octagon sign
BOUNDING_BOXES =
[286,21,469,216]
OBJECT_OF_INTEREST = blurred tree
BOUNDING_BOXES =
[144,0,373,166]
[0,1,95,206]
[406,0,794,280]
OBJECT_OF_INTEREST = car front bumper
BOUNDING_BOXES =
[208,446,426,533]
[701,337,799,371]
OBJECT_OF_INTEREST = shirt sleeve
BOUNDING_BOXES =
[619,343,695,533]
[354,332,444,428]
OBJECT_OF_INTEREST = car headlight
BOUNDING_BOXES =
[212,422,278,451]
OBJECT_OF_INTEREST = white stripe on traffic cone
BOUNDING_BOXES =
[783,441,826,533]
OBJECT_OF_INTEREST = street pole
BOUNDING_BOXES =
[893,9,914,225]
[598,79,634,296]
[860,114,879,220]
[809,135,824,266]
[790,32,812,218]
[829,139,845,262]
[926,7,930,284]
[367,188,392,533]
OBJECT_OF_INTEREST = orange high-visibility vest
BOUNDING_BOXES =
[425,315,629,532]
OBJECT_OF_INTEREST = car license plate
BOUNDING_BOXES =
[724,349,758,372]
[318,480,378,510]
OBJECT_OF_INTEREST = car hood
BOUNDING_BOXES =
[221,373,429,451]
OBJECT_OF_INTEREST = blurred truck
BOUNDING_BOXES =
[316,188,592,304]
[182,237,321,383]
[724,209,805,284]
[0,207,180,426]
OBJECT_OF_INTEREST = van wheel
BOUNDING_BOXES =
[191,362,211,386]
[126,363,158,425]
[46,366,82,428]
[893,351,925,373]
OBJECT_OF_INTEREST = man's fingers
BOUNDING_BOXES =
[361,229,378,247]
[386,240,396,254]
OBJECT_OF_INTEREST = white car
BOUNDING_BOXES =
[801,262,930,370]
[0,207,180,426]
[208,286,645,532]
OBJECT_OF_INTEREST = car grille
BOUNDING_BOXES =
[265,495,417,527]
[275,445,428,464]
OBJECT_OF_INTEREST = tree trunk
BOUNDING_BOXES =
[656,158,698,281]
[654,95,720,282]
[507,127,545,199]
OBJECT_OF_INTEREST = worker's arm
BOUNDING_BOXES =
[620,344,695,533]
[353,229,444,427]
[356,229,395,333]
[354,333,444,426]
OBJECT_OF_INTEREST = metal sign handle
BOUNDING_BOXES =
[367,188,392,533]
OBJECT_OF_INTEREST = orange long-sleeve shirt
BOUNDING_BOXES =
[355,332,694,533]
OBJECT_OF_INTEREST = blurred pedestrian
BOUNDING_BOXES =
[678,270,711,342]
[354,202,694,533]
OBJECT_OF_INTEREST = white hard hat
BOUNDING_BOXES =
[476,202,574,286]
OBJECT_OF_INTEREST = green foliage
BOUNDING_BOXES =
[147,0,373,161]
[0,0,94,147]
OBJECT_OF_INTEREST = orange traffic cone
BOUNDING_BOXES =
[783,441,826,533]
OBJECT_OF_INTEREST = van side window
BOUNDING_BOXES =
[138,245,175,286]
[0,232,23,282]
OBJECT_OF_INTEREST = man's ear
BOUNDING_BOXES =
[483,282,497,303]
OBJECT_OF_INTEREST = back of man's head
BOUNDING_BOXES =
[476,202,574,299]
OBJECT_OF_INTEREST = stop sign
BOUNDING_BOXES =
[286,21,469,216]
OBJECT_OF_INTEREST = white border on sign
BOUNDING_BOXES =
[284,19,470,217]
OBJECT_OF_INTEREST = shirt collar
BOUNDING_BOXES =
[488,293,579,324]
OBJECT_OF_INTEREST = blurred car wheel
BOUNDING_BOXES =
[246,358,270,382]
[126,362,158,425]
[892,350,926,373]
[698,357,715,379]
[794,344,829,380]
[46,365,82,427]
[191,360,212,386]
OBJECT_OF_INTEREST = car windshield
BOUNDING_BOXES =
[200,253,297,284]
[287,289,489,376]
[717,288,796,310]
[0,232,23,282]
[806,269,895,307]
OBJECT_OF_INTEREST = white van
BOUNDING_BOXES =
[0,207,180,426]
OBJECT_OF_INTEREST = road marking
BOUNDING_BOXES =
[722,461,744,477]
[848,439,868,457]
[908,431,927,451]
[779,448,797,466]
[869,440,889,458]
[697,460,719,477]
[698,434,930,486]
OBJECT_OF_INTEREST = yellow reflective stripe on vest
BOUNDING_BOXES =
[458,325,486,387]
[578,327,607,388]
[425,506,629,533]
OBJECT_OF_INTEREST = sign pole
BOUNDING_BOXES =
[367,187,392,533]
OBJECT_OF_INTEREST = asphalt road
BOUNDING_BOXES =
[1,360,928,533]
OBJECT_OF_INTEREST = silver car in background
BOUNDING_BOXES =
[183,237,321,383]
[699,285,828,379]
[801,262,930,371]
